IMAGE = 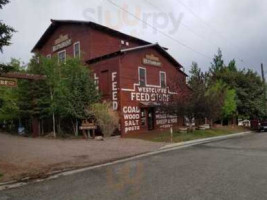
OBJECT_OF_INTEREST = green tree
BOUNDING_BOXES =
[0,0,15,53]
[222,89,237,119]
[165,62,210,129]
[205,80,230,124]
[0,59,21,131]
[0,0,16,74]
[39,56,100,136]
[209,48,224,74]
[211,52,265,119]
[57,58,100,135]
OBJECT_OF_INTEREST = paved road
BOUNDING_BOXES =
[1,132,267,200]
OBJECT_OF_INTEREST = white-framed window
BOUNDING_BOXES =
[160,71,166,88]
[47,54,51,59]
[138,67,147,87]
[73,42,80,58]
[58,50,66,63]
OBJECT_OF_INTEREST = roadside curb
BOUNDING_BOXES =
[160,131,253,150]
[0,131,254,191]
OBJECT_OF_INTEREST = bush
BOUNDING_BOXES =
[89,103,119,137]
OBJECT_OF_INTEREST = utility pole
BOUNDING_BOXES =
[261,63,267,117]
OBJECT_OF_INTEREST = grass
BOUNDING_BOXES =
[125,126,249,143]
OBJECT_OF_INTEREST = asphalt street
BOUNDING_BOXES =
[1,132,267,200]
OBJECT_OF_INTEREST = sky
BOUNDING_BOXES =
[0,0,266,73]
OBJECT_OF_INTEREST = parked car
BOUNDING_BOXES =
[257,121,267,132]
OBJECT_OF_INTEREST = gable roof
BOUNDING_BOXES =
[31,19,154,52]
[86,43,188,76]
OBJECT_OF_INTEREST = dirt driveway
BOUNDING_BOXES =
[0,133,164,183]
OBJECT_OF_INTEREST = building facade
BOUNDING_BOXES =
[33,19,190,135]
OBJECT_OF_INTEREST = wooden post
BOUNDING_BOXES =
[32,117,39,138]
[170,127,173,143]
[261,63,267,116]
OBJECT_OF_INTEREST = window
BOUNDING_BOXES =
[139,68,146,87]
[58,50,66,63]
[73,42,80,58]
[160,71,166,88]
[99,70,109,96]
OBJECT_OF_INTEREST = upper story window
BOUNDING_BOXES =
[139,67,146,87]
[58,50,66,63]
[160,71,166,88]
[73,42,80,58]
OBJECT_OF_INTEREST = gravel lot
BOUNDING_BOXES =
[0,133,164,182]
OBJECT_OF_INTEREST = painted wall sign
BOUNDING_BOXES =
[0,77,17,87]
[155,110,178,129]
[143,54,162,67]
[52,34,72,52]
[123,106,140,133]
[131,86,170,102]
[112,72,118,110]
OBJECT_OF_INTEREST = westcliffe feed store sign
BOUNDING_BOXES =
[32,20,190,135]
[130,86,170,102]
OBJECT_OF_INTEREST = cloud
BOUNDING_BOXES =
[0,0,266,74]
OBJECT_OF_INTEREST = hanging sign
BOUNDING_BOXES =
[52,34,72,52]
[143,54,162,67]
[0,77,17,87]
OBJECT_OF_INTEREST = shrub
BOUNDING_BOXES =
[89,103,119,137]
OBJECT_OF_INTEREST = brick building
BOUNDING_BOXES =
[32,19,190,135]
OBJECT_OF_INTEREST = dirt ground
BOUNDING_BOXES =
[0,133,164,183]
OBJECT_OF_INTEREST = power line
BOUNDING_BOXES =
[144,0,249,67]
[144,0,221,50]
[105,0,212,59]
[174,0,226,40]
[173,0,248,66]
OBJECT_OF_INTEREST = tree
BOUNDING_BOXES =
[56,58,100,135]
[0,59,21,132]
[209,48,224,74]
[210,52,265,120]
[222,89,237,119]
[205,80,237,124]
[0,0,16,74]
[0,0,15,53]
[165,62,209,129]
